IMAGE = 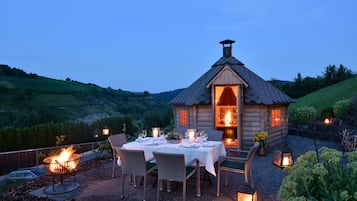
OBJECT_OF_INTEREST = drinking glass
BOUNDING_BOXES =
[201,131,208,142]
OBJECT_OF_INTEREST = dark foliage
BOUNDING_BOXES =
[0,116,134,152]
[271,64,355,98]
[0,64,38,78]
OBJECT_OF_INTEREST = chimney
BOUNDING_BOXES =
[219,39,235,57]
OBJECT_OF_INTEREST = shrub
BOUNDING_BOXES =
[320,106,334,119]
[351,96,357,114]
[333,99,352,118]
[278,147,357,201]
[291,106,317,125]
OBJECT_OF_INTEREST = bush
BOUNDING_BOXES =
[351,96,357,114]
[291,106,317,125]
[278,147,357,201]
[333,99,352,118]
[320,106,334,119]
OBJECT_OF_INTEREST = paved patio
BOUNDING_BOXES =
[30,135,342,201]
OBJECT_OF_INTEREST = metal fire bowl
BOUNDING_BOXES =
[43,153,81,175]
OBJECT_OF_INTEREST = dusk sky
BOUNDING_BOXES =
[1,1,356,93]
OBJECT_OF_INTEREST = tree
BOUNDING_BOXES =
[323,64,354,86]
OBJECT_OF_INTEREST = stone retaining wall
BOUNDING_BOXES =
[288,122,355,142]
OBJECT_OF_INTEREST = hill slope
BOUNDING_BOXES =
[0,65,171,128]
[288,76,357,114]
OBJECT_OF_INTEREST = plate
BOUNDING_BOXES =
[202,143,215,147]
[180,143,200,148]
[144,141,160,146]
[136,138,150,143]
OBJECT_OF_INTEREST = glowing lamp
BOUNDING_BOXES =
[102,127,110,136]
[272,144,293,169]
[152,127,160,140]
[324,118,332,124]
[237,184,257,201]
[187,129,196,143]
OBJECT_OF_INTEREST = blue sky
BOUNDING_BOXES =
[1,0,356,93]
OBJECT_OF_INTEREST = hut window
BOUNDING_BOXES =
[179,109,188,126]
[271,109,281,127]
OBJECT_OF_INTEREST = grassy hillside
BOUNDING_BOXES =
[288,76,357,114]
[152,88,184,102]
[0,66,171,128]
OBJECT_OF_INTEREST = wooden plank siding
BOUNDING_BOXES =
[196,105,214,131]
[173,104,289,150]
[241,105,264,149]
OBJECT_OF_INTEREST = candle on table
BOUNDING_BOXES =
[187,129,196,143]
[152,127,160,140]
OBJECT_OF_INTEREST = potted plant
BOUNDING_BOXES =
[253,131,268,156]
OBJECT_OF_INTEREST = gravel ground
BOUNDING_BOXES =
[1,135,342,201]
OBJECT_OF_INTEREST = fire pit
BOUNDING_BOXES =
[43,146,81,195]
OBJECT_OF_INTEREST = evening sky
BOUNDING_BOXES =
[1,0,356,93]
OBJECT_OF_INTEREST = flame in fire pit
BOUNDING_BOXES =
[44,146,80,174]
[224,110,232,126]
[55,146,75,162]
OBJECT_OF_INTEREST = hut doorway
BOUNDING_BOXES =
[214,86,238,143]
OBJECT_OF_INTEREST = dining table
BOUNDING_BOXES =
[121,136,227,177]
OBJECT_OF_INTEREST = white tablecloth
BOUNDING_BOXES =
[121,137,226,177]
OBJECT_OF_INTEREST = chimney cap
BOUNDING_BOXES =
[219,39,235,46]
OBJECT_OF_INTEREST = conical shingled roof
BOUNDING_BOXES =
[170,54,294,106]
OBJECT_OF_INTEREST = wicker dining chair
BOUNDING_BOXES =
[117,148,157,201]
[205,130,224,141]
[107,133,127,177]
[216,142,260,197]
[153,152,200,201]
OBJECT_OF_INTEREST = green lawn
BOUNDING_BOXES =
[289,76,357,114]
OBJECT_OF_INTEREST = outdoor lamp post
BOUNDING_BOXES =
[93,129,100,139]
[237,184,257,201]
[272,144,293,169]
[102,127,110,136]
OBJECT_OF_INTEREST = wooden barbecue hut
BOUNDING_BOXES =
[170,40,294,149]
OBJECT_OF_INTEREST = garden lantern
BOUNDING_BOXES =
[272,144,293,169]
[237,184,257,201]
[102,127,110,136]
[323,117,332,124]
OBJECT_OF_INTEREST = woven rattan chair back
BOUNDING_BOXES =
[108,133,127,177]
[205,130,224,141]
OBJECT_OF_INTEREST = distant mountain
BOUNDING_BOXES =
[152,88,185,103]
[268,79,292,87]
[0,64,171,129]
